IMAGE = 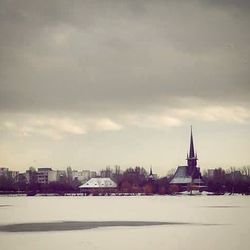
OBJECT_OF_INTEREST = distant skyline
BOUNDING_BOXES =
[0,1,250,175]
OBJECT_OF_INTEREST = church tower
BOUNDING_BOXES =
[170,126,203,189]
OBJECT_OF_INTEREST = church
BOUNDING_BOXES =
[170,127,204,191]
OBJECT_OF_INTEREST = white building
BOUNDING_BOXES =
[48,170,57,182]
[79,178,117,193]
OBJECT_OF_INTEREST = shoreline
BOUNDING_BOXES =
[0,192,249,197]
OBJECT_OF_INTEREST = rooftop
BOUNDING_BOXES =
[79,178,117,188]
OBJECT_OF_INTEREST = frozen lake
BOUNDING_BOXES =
[0,195,249,250]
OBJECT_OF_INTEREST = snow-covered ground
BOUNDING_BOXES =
[0,195,249,250]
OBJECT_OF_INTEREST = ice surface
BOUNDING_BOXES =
[0,195,249,250]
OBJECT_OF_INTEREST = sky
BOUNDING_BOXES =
[0,0,250,175]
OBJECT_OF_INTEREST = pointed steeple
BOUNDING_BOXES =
[149,167,153,176]
[189,126,195,158]
[187,126,198,172]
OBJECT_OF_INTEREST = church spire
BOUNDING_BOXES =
[189,126,195,158]
[148,166,154,180]
[187,126,198,171]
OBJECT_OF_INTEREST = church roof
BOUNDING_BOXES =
[192,178,204,184]
[79,178,117,188]
[170,176,192,184]
[170,166,204,184]
[170,166,192,184]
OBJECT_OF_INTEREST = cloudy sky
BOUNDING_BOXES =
[0,0,249,175]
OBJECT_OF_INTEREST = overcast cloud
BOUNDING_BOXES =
[0,0,249,172]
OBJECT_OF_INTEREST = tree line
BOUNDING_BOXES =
[0,166,250,195]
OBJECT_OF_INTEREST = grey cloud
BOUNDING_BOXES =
[204,0,250,10]
[0,0,249,115]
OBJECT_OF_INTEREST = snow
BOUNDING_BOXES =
[79,178,117,188]
[0,196,249,250]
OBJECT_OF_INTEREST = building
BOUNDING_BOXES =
[79,177,117,194]
[71,170,78,181]
[37,168,66,184]
[78,170,90,182]
[56,170,66,182]
[71,170,90,183]
[7,171,19,182]
[0,167,9,177]
[90,171,97,178]
[37,168,52,184]
[47,170,58,183]
[148,167,157,180]
[170,127,204,191]
[100,167,113,178]
[25,167,37,184]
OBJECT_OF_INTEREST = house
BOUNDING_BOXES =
[79,177,117,194]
